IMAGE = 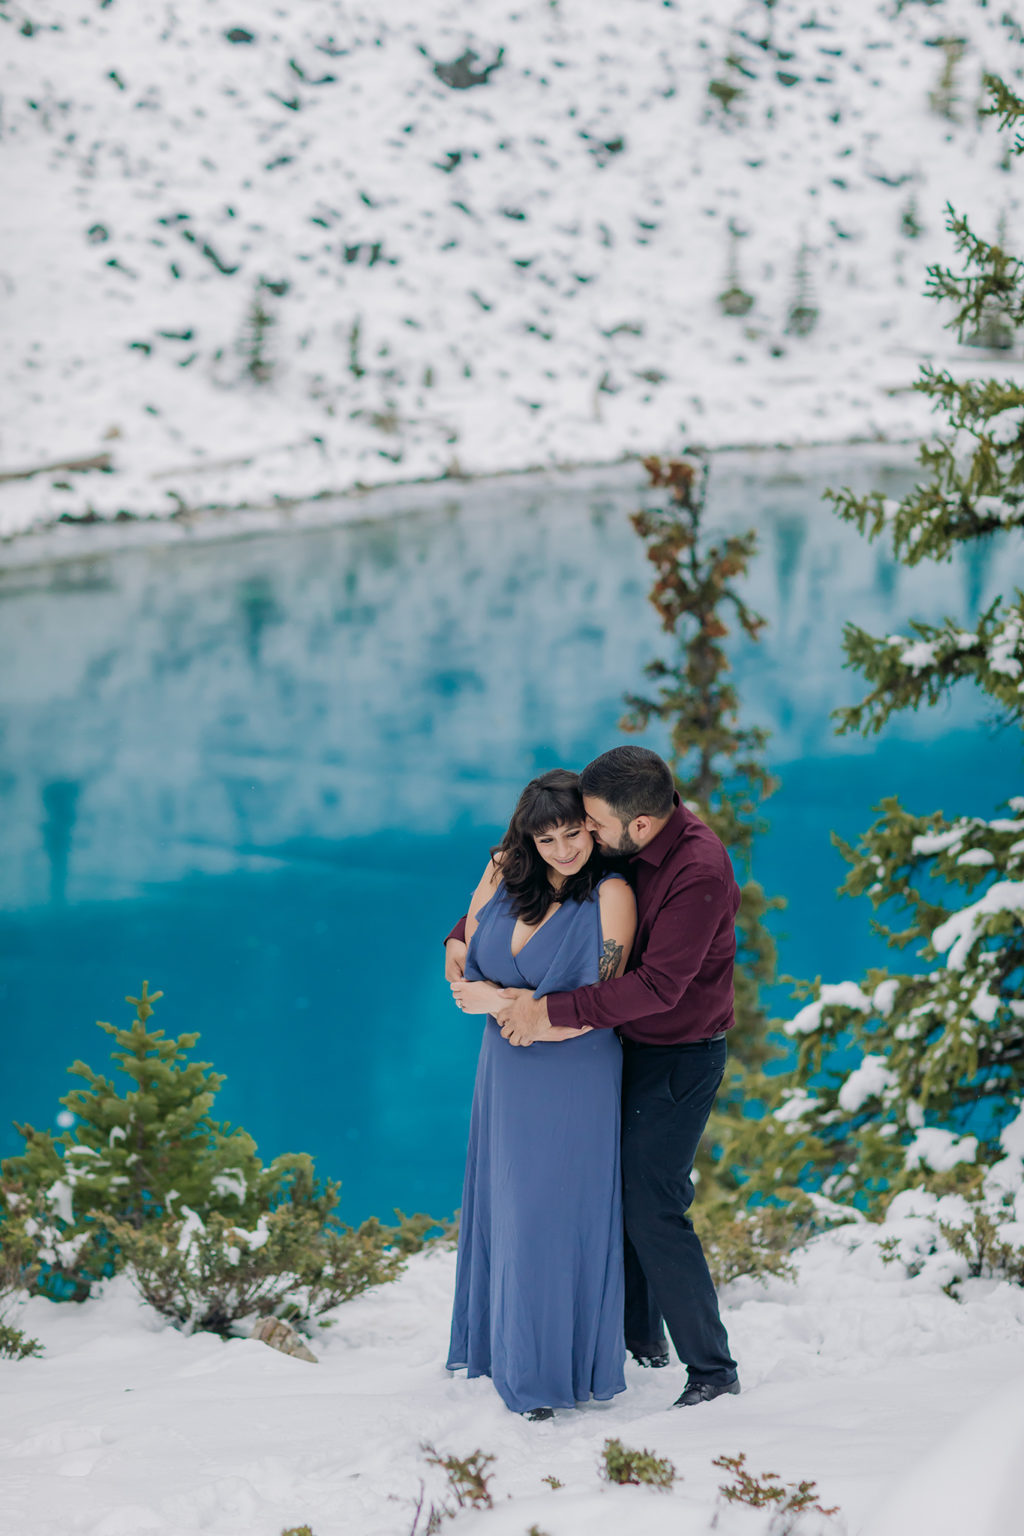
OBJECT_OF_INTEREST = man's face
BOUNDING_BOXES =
[583,795,640,855]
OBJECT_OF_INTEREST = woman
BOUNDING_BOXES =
[447,768,637,1420]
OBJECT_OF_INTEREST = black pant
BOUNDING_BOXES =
[621,1035,737,1385]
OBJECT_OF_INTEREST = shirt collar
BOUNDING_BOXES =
[633,794,688,867]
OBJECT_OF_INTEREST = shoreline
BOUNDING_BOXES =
[0,432,923,575]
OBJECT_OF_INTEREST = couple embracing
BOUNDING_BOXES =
[443,745,741,1421]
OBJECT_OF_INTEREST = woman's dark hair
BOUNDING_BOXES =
[579,745,675,824]
[492,768,604,925]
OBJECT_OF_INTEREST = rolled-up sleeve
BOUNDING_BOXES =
[445,915,468,946]
[546,872,730,1033]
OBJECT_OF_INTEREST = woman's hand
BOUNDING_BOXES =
[451,978,506,1015]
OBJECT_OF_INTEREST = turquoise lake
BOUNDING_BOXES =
[1,448,1019,1223]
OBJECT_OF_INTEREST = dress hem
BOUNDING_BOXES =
[449,1361,627,1411]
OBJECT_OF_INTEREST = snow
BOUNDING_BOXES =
[210,1171,247,1204]
[970,987,1000,1024]
[910,827,965,857]
[2,0,1023,539]
[836,1054,894,1114]
[870,979,899,1016]
[4,1218,1024,1536]
[783,981,871,1037]
[896,639,937,672]
[903,1127,978,1173]
[955,847,994,866]
[45,1179,75,1227]
[772,1089,820,1126]
[176,1208,206,1262]
[862,1375,1024,1536]
[988,616,1023,678]
[931,880,1024,970]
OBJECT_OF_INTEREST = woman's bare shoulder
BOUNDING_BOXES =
[468,854,504,916]
[598,874,636,918]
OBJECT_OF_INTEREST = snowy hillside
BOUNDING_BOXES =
[1,0,1023,536]
[4,1196,1024,1536]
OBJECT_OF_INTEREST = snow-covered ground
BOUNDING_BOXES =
[4,1209,1024,1536]
[2,0,1023,537]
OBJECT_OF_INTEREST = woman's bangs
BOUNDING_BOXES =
[519,787,585,839]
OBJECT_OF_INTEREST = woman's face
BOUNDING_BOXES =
[532,819,594,881]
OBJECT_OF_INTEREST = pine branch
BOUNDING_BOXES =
[833,596,1024,736]
[982,72,1024,155]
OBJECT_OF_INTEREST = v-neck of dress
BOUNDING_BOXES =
[509,898,566,961]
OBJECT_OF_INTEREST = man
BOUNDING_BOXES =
[444,745,740,1406]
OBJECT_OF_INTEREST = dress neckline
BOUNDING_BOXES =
[509,897,567,960]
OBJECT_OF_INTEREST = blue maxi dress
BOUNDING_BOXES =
[446,877,626,1413]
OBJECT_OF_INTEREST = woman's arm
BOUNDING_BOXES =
[450,977,509,1014]
[464,856,502,947]
[450,858,505,1013]
[598,876,636,980]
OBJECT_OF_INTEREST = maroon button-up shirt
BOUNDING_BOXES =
[448,800,741,1045]
[546,801,740,1044]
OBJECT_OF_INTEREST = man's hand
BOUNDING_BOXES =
[445,938,468,983]
[495,988,591,1046]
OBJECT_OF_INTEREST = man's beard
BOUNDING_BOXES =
[611,825,641,856]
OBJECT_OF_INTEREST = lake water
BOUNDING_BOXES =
[1,448,1019,1224]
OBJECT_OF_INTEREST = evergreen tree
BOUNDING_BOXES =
[785,243,818,337]
[900,195,923,241]
[2,983,324,1294]
[622,454,784,1209]
[1,985,450,1323]
[718,228,755,318]
[760,77,1024,1212]
[241,280,276,384]
[928,37,965,124]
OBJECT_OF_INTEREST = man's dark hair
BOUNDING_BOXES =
[579,746,675,824]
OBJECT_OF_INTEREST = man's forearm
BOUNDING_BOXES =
[546,969,658,1031]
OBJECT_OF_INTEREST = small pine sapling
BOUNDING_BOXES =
[928,37,965,123]
[708,52,745,118]
[410,1445,496,1533]
[600,1437,677,1490]
[0,1321,43,1360]
[2,985,451,1326]
[349,317,366,379]
[901,195,923,239]
[241,280,277,384]
[700,1198,834,1289]
[938,1206,1024,1289]
[785,244,818,337]
[713,1453,839,1532]
[0,1214,43,1358]
[718,228,755,317]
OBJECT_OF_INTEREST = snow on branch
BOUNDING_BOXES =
[783,981,871,1037]
[931,881,1024,970]
[834,595,1024,736]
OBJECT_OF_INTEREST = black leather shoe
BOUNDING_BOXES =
[523,1407,554,1422]
[631,1349,670,1368]
[673,1377,741,1407]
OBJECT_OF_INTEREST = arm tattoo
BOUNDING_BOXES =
[599,939,624,982]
